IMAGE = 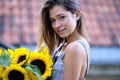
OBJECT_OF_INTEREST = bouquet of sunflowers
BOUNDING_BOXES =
[0,47,53,80]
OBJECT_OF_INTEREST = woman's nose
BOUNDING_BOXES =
[54,20,61,28]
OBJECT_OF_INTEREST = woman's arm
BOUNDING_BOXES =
[62,41,86,80]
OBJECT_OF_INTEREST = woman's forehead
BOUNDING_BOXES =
[49,5,69,18]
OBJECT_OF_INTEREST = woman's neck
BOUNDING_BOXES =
[66,34,83,44]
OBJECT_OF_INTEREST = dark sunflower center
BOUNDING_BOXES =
[8,70,24,80]
[31,59,46,75]
[18,55,26,63]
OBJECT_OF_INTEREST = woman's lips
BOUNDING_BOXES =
[57,28,66,35]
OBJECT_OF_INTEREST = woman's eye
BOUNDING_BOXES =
[50,19,55,23]
[59,16,65,20]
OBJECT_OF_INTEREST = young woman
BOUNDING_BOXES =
[37,0,90,80]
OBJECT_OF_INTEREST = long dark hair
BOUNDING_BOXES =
[37,0,89,54]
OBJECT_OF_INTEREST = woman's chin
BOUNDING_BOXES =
[59,34,67,38]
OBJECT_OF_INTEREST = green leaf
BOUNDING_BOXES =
[25,64,43,80]
[0,53,11,67]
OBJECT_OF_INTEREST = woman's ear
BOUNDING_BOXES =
[75,9,81,21]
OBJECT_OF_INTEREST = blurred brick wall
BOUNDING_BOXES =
[0,0,120,46]
[79,0,120,46]
[0,0,45,45]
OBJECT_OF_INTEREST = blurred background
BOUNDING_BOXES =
[0,0,120,80]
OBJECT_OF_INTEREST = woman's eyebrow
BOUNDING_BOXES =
[56,13,64,17]
[50,13,65,19]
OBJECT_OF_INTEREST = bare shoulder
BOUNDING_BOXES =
[65,41,86,59]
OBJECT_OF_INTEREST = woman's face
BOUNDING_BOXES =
[49,5,77,38]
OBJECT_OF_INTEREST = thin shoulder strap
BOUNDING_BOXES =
[59,43,68,59]
[78,40,90,77]
[52,43,63,57]
[52,43,64,62]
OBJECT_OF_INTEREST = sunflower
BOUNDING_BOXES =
[7,49,15,58]
[40,47,49,56]
[0,48,2,56]
[11,48,29,66]
[2,64,30,80]
[27,51,53,80]
[0,66,4,78]
[39,47,52,64]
